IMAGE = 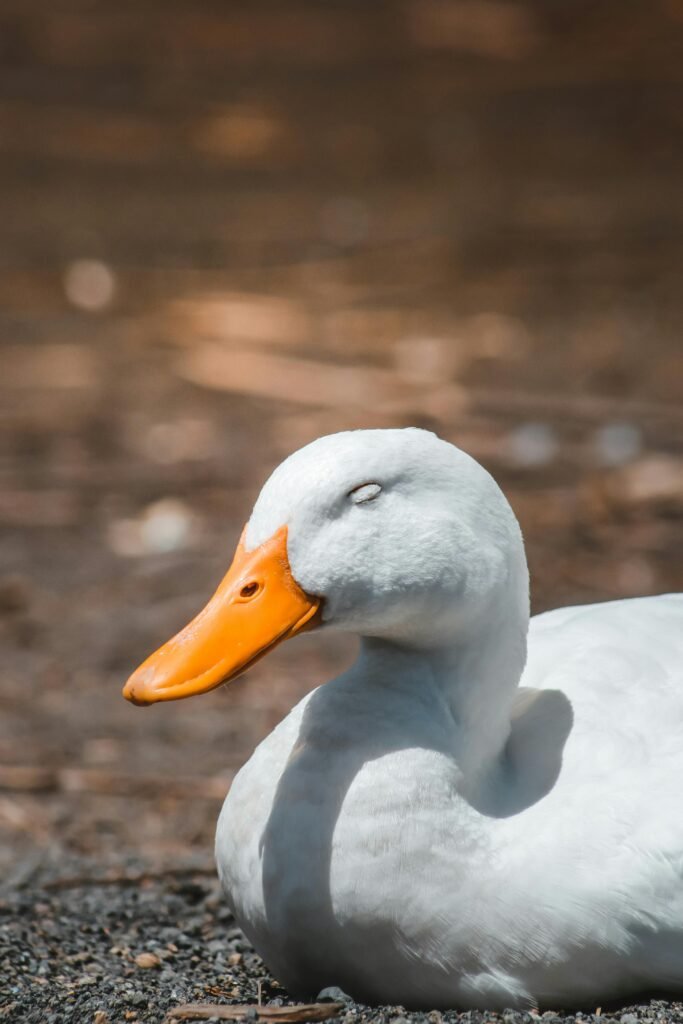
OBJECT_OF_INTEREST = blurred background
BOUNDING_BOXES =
[1,1,682,882]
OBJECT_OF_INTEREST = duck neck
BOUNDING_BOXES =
[358,593,528,782]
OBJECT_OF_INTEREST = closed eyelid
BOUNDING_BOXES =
[348,482,382,504]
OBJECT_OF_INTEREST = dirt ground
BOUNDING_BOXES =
[1,0,682,915]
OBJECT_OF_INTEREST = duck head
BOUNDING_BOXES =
[123,428,527,706]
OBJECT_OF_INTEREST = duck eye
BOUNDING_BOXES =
[349,482,382,505]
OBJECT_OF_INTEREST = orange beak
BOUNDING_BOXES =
[122,525,321,706]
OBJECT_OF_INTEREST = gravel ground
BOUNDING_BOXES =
[2,872,682,1024]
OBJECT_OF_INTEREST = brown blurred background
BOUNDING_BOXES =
[1,1,682,882]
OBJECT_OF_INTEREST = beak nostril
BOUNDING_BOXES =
[239,581,260,600]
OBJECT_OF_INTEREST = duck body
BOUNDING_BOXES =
[217,594,683,1009]
[125,428,683,1010]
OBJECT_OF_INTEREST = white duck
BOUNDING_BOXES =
[124,428,683,1011]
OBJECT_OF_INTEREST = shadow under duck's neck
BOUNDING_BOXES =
[356,590,529,786]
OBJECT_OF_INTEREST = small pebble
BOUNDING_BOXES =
[506,422,559,468]
[134,952,160,969]
[318,986,354,1004]
[593,422,642,466]
[63,259,117,312]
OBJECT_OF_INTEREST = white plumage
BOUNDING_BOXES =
[213,428,683,1010]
